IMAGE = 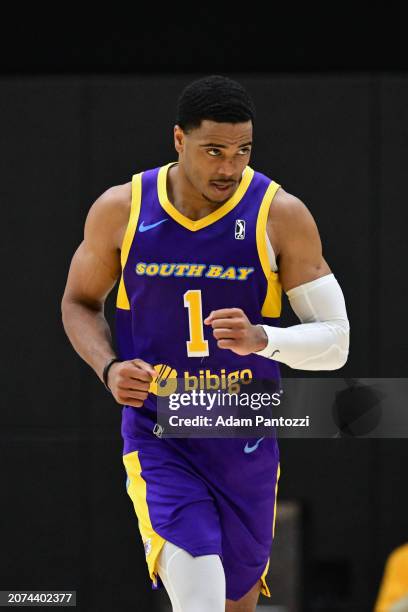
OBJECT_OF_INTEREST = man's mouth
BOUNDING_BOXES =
[211,182,234,193]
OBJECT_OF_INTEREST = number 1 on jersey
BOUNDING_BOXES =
[183,289,209,357]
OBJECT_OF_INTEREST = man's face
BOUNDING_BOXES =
[174,119,253,204]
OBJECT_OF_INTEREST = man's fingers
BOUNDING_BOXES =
[212,328,240,340]
[204,308,243,323]
[121,398,145,408]
[117,388,149,401]
[110,359,158,408]
[209,317,245,329]
[217,339,236,349]
[131,370,154,383]
[132,359,157,376]
[118,380,150,393]
[129,359,157,380]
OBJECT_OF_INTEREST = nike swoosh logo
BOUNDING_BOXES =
[271,349,280,357]
[139,219,168,232]
[244,437,265,454]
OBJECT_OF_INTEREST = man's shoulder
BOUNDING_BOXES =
[267,185,312,238]
[107,182,133,250]
[265,185,318,259]
[96,181,132,223]
[104,181,132,204]
[252,167,305,216]
[269,185,307,221]
[86,182,132,252]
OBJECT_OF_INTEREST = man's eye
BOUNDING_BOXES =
[207,148,250,156]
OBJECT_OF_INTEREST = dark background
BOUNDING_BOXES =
[1,11,407,612]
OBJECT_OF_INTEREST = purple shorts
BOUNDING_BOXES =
[122,410,280,601]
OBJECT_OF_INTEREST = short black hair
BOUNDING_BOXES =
[175,74,256,134]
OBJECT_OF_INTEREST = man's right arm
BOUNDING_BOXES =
[60,183,156,405]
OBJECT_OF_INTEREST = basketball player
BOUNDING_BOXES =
[61,75,350,612]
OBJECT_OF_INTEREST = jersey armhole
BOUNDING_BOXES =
[116,172,143,310]
[255,180,282,318]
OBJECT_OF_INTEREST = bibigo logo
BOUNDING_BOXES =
[149,364,253,395]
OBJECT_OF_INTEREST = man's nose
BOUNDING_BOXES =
[215,160,237,179]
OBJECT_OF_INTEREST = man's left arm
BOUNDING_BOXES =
[256,189,350,370]
[204,190,350,370]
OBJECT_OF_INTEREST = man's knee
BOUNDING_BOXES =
[181,591,225,612]
[157,541,226,612]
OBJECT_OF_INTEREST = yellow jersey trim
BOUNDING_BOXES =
[256,180,282,317]
[123,450,167,589]
[116,172,143,310]
[260,461,280,598]
[260,558,271,598]
[157,162,255,231]
[273,462,280,539]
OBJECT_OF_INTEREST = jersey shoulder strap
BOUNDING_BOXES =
[116,171,143,310]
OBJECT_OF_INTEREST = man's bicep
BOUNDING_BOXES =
[275,195,332,293]
[61,240,121,309]
[61,189,124,309]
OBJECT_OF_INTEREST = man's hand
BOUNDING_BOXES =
[107,358,157,408]
[204,308,268,356]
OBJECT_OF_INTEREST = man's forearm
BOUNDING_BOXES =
[61,301,117,383]
[254,273,350,370]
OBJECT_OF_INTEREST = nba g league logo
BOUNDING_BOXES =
[235,219,246,239]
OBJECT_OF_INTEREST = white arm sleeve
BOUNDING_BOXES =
[254,273,350,370]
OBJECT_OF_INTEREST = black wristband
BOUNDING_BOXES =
[103,357,121,393]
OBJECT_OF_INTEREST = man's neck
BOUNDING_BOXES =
[167,162,241,221]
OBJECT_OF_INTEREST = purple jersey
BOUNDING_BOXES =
[117,161,282,601]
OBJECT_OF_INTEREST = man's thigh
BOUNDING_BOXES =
[225,578,262,612]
